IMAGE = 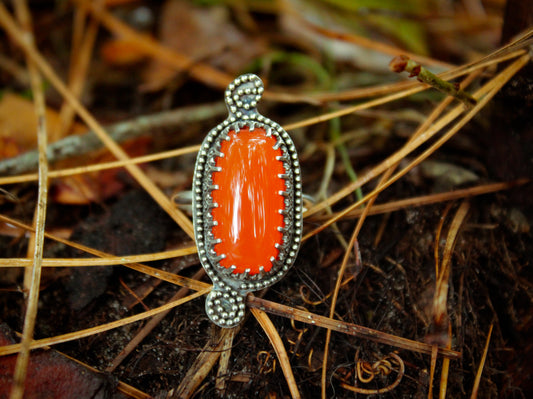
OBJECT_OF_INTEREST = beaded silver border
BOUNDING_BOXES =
[192,74,303,327]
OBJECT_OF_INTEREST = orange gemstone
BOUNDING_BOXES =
[211,127,286,275]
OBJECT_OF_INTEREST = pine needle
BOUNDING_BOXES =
[470,323,494,398]
[10,1,48,397]
[0,288,210,357]
[0,3,195,239]
[251,308,301,399]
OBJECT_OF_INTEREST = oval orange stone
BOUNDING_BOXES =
[211,126,286,275]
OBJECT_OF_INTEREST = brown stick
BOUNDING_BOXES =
[247,295,461,360]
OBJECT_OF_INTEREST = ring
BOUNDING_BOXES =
[192,74,303,327]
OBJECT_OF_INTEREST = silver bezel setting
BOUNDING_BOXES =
[192,74,303,327]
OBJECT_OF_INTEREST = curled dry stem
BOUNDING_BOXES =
[340,352,405,395]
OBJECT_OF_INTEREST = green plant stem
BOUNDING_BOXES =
[390,55,477,107]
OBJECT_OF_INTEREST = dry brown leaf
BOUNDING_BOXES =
[141,0,265,92]
[100,36,151,66]
[50,137,151,204]
[0,93,86,151]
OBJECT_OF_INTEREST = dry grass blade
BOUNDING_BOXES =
[309,180,527,223]
[427,345,439,398]
[173,327,237,399]
[106,268,206,372]
[470,323,494,399]
[431,201,470,341]
[0,144,202,185]
[56,351,152,399]
[251,308,301,399]
[318,71,478,395]
[0,101,224,177]
[0,288,210,357]
[0,252,201,268]
[426,201,469,397]
[215,327,236,393]
[74,0,233,89]
[0,214,207,291]
[304,47,529,219]
[294,12,453,69]
[439,324,453,399]
[284,47,525,131]
[57,0,100,139]
[321,212,363,397]
[303,53,530,239]
[307,48,524,103]
[0,3,195,239]
[9,1,48,398]
[434,203,454,278]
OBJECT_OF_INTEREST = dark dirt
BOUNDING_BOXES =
[0,2,532,398]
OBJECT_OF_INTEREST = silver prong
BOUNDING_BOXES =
[270,257,281,270]
[213,253,226,262]
[220,265,235,275]
[250,266,265,280]
[237,269,250,280]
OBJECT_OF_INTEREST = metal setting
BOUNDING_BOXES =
[192,74,303,327]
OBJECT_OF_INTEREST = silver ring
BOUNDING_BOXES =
[192,74,303,327]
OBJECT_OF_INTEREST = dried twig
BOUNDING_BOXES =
[0,102,225,176]
[247,295,461,360]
